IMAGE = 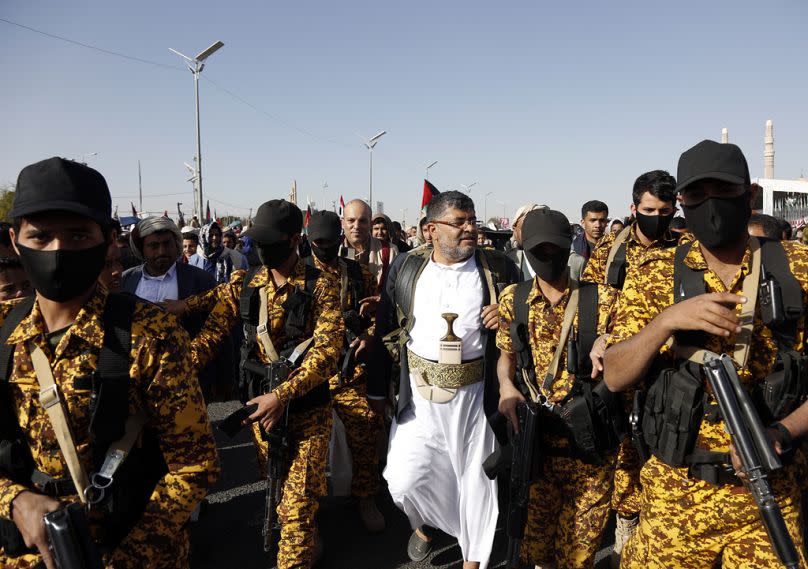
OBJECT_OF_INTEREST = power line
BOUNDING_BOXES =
[0,17,182,71]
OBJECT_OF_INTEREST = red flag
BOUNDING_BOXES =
[421,180,440,215]
[339,195,345,216]
[304,205,312,227]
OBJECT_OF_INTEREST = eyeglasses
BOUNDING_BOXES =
[432,217,478,230]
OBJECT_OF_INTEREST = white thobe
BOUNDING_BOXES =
[384,254,498,568]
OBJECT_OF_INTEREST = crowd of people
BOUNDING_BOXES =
[0,138,807,569]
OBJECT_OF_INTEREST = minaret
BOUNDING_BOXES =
[289,179,298,205]
[721,127,728,143]
[764,119,775,179]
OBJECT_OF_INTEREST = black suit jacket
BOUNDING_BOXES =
[370,248,518,444]
[121,262,233,397]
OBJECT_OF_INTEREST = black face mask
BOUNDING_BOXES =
[257,240,294,268]
[682,193,751,249]
[17,242,107,302]
[526,248,570,282]
[635,211,674,242]
[311,243,340,264]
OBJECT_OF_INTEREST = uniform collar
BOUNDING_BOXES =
[629,223,677,249]
[7,287,106,350]
[685,239,753,276]
[247,259,308,291]
[527,275,572,307]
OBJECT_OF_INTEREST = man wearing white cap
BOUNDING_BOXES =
[507,203,548,281]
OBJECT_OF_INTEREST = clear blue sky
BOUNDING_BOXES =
[2,0,806,226]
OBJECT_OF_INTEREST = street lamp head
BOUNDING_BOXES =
[369,130,387,144]
[195,40,225,62]
[427,160,438,169]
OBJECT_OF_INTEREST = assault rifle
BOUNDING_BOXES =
[702,351,799,569]
[504,401,541,568]
[241,359,291,553]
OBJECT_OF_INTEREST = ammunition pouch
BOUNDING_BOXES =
[756,349,808,424]
[557,380,626,465]
[642,361,705,468]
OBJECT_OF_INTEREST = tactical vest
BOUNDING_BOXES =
[239,264,330,411]
[509,279,626,464]
[0,293,168,556]
[641,238,807,482]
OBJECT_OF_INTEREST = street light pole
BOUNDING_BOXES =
[484,191,492,222]
[361,131,386,209]
[170,40,224,222]
[425,160,438,180]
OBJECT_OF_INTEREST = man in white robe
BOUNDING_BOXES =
[369,191,519,569]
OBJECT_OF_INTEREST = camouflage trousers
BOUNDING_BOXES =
[252,404,331,569]
[522,448,617,568]
[611,438,642,517]
[330,372,382,497]
[621,456,808,569]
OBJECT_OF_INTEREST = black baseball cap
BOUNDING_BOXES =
[244,199,302,245]
[12,157,112,227]
[521,209,572,252]
[676,140,750,194]
[307,210,342,243]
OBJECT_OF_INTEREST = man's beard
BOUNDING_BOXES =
[435,232,475,263]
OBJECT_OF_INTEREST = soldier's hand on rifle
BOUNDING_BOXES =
[499,379,525,433]
[246,392,285,432]
[352,334,372,361]
[658,292,746,338]
[481,304,500,330]
[729,426,790,481]
[358,295,380,318]
[589,334,610,379]
[160,298,188,316]
[11,490,59,569]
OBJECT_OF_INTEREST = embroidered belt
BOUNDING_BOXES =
[407,350,484,389]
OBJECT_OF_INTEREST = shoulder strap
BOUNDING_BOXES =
[29,343,91,503]
[542,280,580,392]
[239,266,264,326]
[673,241,703,303]
[760,239,803,322]
[576,282,599,376]
[303,263,320,294]
[510,280,539,401]
[604,226,631,288]
[98,293,135,381]
[394,252,431,337]
[477,250,498,304]
[0,296,36,383]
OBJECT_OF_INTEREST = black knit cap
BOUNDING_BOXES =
[307,210,342,243]
[13,157,112,227]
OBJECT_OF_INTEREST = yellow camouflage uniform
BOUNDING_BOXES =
[187,260,342,569]
[580,226,678,517]
[0,288,219,569]
[497,279,616,569]
[311,255,382,498]
[608,239,808,568]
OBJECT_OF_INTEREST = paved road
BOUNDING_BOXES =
[191,401,614,569]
